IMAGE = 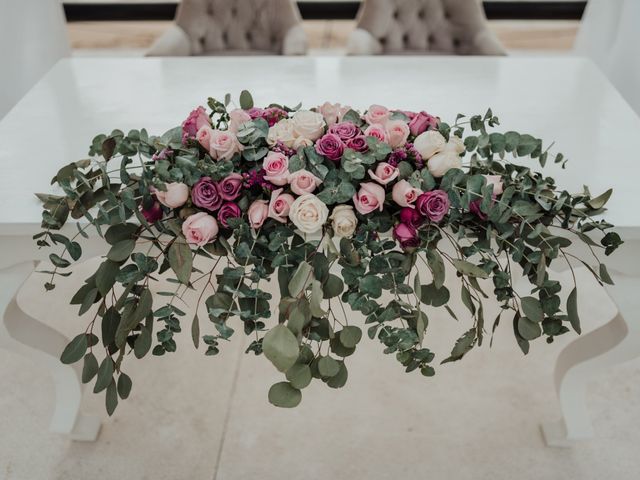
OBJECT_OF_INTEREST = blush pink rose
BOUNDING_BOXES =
[218,173,244,201]
[392,180,422,208]
[196,125,214,151]
[268,188,295,223]
[353,182,386,214]
[483,175,504,195]
[317,101,351,126]
[209,130,241,161]
[368,162,399,185]
[228,108,252,133]
[182,212,218,247]
[248,200,269,229]
[364,123,388,143]
[288,169,322,195]
[153,182,189,209]
[386,120,410,148]
[364,104,391,125]
[262,151,290,186]
[409,111,439,136]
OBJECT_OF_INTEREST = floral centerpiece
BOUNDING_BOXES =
[35,91,622,413]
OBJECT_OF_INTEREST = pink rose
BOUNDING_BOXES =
[416,190,450,223]
[268,188,295,223]
[317,101,350,126]
[353,182,386,214]
[288,169,322,195]
[483,175,504,195]
[248,200,269,229]
[209,130,241,161]
[196,126,214,151]
[392,180,422,208]
[345,135,368,152]
[182,212,219,247]
[409,111,439,136]
[368,162,399,185]
[262,151,290,186]
[364,104,391,125]
[218,173,244,201]
[228,108,252,133]
[386,120,410,148]
[328,121,359,141]
[364,123,388,143]
[181,106,211,141]
[393,222,420,249]
[315,133,345,162]
[399,207,423,228]
[153,182,189,209]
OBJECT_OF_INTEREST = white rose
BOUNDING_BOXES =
[414,130,446,159]
[330,205,357,238]
[289,193,329,234]
[293,136,313,149]
[267,118,297,148]
[427,150,462,178]
[444,134,465,154]
[291,110,325,142]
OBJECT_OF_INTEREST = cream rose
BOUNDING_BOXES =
[291,110,325,142]
[317,101,350,126]
[427,150,463,178]
[414,130,446,159]
[445,134,465,154]
[153,182,189,209]
[267,118,297,148]
[330,205,357,238]
[289,193,329,234]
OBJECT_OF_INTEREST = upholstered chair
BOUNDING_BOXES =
[347,0,506,56]
[147,0,307,56]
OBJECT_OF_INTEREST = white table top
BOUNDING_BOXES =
[1,56,639,235]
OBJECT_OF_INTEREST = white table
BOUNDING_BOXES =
[1,56,639,444]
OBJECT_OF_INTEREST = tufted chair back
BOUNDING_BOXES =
[148,0,307,56]
[348,0,506,56]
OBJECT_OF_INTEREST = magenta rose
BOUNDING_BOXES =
[246,107,265,119]
[409,111,439,136]
[345,135,368,152]
[393,223,420,249]
[181,106,210,142]
[328,121,359,141]
[399,207,423,228]
[469,199,487,220]
[191,177,223,212]
[416,190,450,223]
[217,202,242,228]
[218,173,244,201]
[141,201,162,223]
[315,133,345,162]
[262,107,289,127]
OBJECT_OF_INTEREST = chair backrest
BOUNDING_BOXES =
[355,0,503,55]
[175,0,303,54]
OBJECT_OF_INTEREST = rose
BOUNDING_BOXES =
[353,182,386,214]
[181,106,211,140]
[393,223,420,249]
[196,126,214,151]
[346,136,368,152]
[293,137,313,149]
[483,175,504,195]
[228,108,252,133]
[291,110,325,141]
[409,111,439,136]
[141,201,163,223]
[328,121,359,141]
[427,150,462,178]
[288,169,322,195]
[209,130,241,161]
[218,173,244,201]
[268,188,295,223]
[315,133,345,162]
[262,107,288,127]
[317,101,350,126]
[289,193,329,234]
[248,200,269,229]
[330,205,358,238]
[191,177,223,211]
[364,104,391,125]
[386,120,410,148]
[247,107,265,119]
[267,119,297,148]
[182,212,219,247]
[444,135,465,154]
[153,182,189,209]
[262,151,290,186]
[217,202,241,229]
[364,124,388,143]
[469,199,487,220]
[368,162,399,185]
[413,130,446,159]
[416,190,450,222]
[399,207,423,228]
[392,180,422,208]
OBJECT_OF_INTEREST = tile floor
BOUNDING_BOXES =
[2,257,639,479]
